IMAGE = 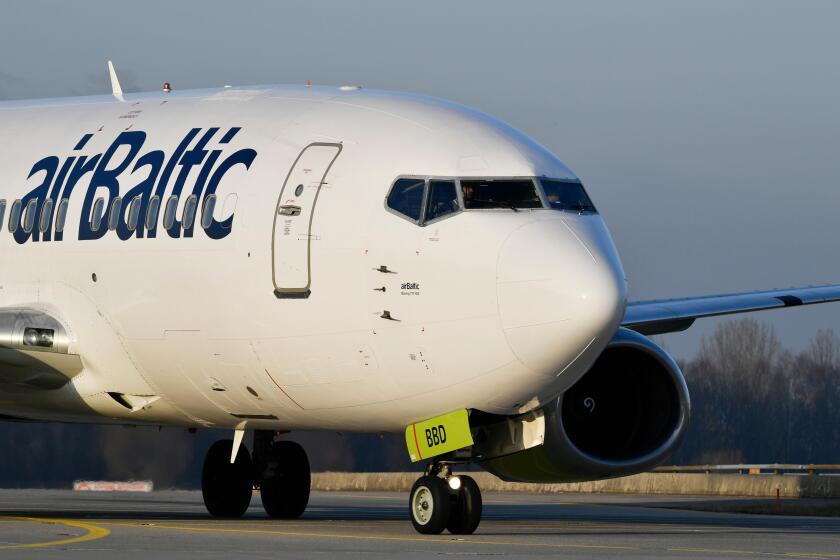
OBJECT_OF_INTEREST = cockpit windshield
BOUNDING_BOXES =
[385,176,598,226]
[460,179,543,210]
[540,179,597,213]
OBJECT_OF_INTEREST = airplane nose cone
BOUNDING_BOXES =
[497,216,626,380]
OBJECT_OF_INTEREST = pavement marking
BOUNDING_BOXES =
[668,547,762,556]
[0,516,110,549]
[107,518,649,532]
[669,547,840,559]
[108,520,638,551]
[104,520,840,558]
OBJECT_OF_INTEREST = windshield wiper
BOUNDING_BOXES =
[468,199,519,212]
[555,201,591,214]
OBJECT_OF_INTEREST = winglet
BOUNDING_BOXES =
[108,60,124,101]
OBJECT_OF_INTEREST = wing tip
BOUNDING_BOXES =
[107,60,124,101]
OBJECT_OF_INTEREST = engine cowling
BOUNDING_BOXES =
[476,328,690,482]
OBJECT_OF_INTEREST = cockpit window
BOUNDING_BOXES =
[386,175,597,226]
[425,180,459,222]
[540,179,597,213]
[461,179,542,210]
[387,178,425,222]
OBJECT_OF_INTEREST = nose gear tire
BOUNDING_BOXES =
[446,475,482,535]
[410,476,451,534]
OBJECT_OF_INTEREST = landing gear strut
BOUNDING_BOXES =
[201,431,311,519]
[409,463,482,535]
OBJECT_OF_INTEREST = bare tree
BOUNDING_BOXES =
[675,319,840,465]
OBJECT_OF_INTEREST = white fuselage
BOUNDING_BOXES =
[0,85,627,432]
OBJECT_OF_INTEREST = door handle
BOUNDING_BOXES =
[279,205,301,216]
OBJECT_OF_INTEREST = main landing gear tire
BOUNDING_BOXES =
[446,475,482,535]
[202,439,253,518]
[410,476,451,534]
[260,440,311,518]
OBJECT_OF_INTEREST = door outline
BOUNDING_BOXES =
[272,142,343,298]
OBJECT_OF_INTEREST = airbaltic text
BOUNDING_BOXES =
[11,127,257,244]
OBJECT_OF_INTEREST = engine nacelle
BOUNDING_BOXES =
[475,328,690,482]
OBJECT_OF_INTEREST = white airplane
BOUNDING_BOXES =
[1,63,838,534]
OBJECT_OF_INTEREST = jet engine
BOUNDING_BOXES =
[474,328,690,482]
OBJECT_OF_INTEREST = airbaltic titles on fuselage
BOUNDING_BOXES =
[12,127,257,244]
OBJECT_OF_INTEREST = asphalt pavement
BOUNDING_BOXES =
[0,489,838,559]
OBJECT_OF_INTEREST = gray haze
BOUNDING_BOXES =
[2,0,839,358]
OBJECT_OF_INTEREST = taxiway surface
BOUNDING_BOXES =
[0,489,838,559]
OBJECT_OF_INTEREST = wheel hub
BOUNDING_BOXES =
[412,487,434,525]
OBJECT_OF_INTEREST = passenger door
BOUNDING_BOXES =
[272,143,342,297]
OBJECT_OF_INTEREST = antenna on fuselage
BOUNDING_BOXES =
[107,60,124,102]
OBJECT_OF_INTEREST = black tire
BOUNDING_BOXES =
[446,475,482,534]
[409,476,451,534]
[260,441,311,518]
[201,439,253,518]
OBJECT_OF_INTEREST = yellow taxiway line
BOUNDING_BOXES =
[0,516,110,549]
[104,519,840,558]
[107,520,637,551]
[3,515,838,559]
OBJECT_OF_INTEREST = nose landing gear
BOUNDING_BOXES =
[201,431,311,519]
[409,463,482,535]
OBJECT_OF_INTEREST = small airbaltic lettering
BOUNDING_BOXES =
[401,281,420,296]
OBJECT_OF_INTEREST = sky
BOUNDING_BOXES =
[1,0,839,358]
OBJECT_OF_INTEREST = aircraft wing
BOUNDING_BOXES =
[622,285,840,335]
